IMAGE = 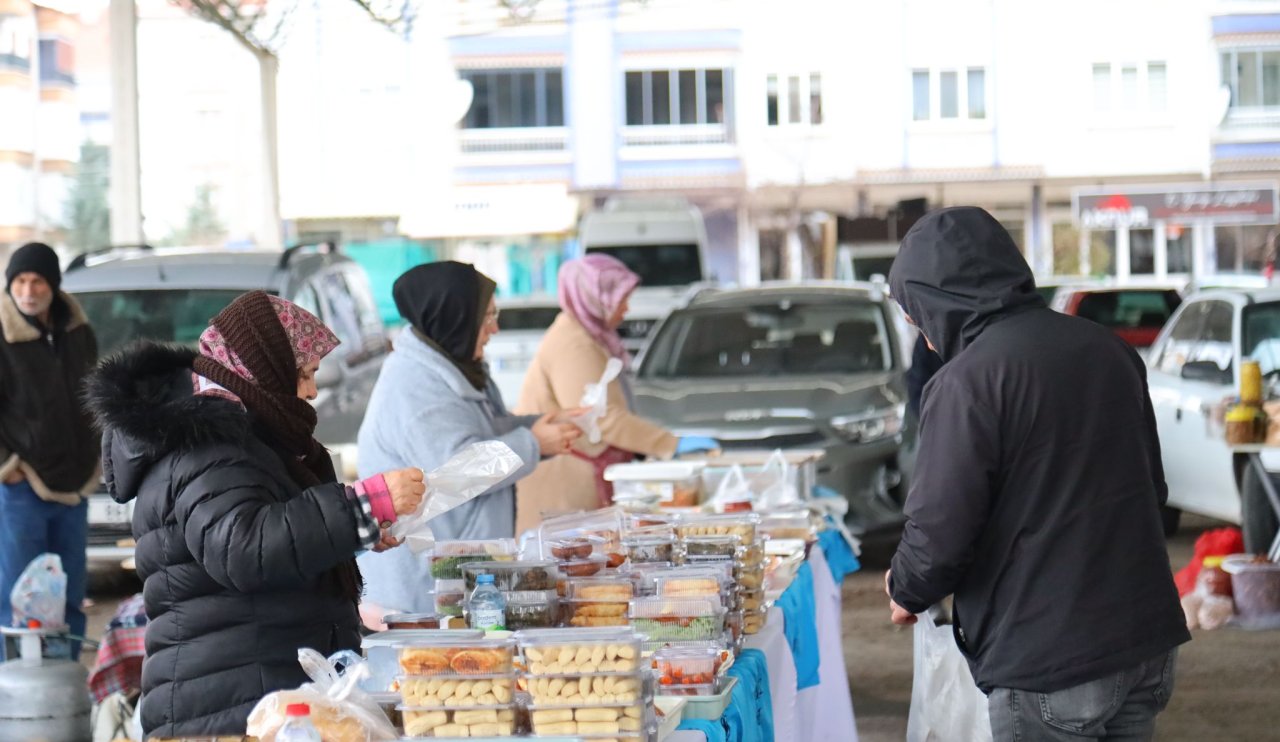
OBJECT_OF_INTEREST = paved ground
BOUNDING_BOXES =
[842,515,1280,741]
[82,515,1279,740]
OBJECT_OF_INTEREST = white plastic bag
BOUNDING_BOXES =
[248,649,398,742]
[708,465,752,513]
[572,357,624,444]
[756,449,799,508]
[389,441,524,552]
[906,607,992,742]
[10,554,67,628]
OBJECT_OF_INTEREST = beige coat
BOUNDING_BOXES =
[515,313,678,533]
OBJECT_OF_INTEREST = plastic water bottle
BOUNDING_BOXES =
[467,573,506,631]
[276,703,322,742]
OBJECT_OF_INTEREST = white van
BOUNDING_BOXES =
[836,242,899,282]
[579,196,710,354]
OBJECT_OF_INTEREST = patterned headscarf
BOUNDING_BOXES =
[558,254,640,367]
[198,295,338,383]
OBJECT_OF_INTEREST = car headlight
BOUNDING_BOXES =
[831,405,905,443]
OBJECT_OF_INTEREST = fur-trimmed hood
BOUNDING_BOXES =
[84,341,250,503]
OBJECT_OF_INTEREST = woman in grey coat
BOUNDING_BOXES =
[356,262,580,622]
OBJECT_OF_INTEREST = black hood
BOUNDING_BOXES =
[888,207,1044,362]
[84,341,251,503]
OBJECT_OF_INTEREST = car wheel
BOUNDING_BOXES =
[1240,464,1280,554]
[1160,505,1182,538]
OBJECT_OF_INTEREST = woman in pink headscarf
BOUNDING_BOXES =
[514,254,713,532]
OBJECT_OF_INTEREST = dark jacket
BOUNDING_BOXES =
[887,207,1189,694]
[85,343,364,737]
[0,291,99,500]
[905,334,943,420]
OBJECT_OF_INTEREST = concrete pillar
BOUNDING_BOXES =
[109,0,143,244]
[1154,221,1168,278]
[568,0,618,190]
[1116,228,1130,280]
[737,203,759,286]
[257,52,282,249]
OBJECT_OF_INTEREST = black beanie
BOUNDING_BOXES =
[6,242,61,293]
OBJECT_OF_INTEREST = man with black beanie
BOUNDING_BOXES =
[0,242,99,654]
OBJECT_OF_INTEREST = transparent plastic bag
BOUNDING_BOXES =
[708,465,753,513]
[247,649,398,742]
[572,357,624,444]
[756,450,799,509]
[10,554,66,628]
[907,606,992,742]
[389,441,524,552]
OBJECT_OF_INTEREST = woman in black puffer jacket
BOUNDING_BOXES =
[85,291,425,738]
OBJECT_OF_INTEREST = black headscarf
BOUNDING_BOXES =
[888,207,1045,363]
[393,262,497,391]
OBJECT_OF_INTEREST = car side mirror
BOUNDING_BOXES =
[315,357,342,390]
[1181,360,1232,385]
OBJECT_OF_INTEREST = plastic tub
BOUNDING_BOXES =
[682,534,743,558]
[670,675,738,721]
[630,598,727,641]
[563,577,635,601]
[654,646,721,687]
[675,512,760,542]
[398,676,517,708]
[605,461,705,507]
[396,636,516,676]
[428,539,518,580]
[652,570,724,599]
[654,696,687,741]
[528,703,648,737]
[622,534,677,564]
[384,613,450,630]
[503,590,559,630]
[546,536,602,561]
[525,674,644,705]
[434,590,466,618]
[1223,554,1280,629]
[559,555,608,578]
[560,598,631,628]
[461,561,559,592]
[400,705,517,737]
[517,627,644,675]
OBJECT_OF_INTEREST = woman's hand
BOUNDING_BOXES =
[532,413,582,456]
[551,407,591,425]
[371,528,403,553]
[384,468,427,516]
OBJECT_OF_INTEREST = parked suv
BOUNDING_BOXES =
[62,244,390,567]
[631,282,914,539]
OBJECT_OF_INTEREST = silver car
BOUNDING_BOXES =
[632,282,914,538]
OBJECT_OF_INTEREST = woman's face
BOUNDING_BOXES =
[297,360,321,401]
[607,291,632,330]
[475,297,499,360]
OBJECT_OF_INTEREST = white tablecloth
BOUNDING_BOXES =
[667,546,858,742]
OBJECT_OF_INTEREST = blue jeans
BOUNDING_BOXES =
[0,480,88,656]
[988,650,1178,742]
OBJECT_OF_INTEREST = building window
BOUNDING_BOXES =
[460,68,564,128]
[765,73,824,127]
[1092,61,1169,113]
[1221,50,1280,109]
[767,75,779,126]
[809,73,823,124]
[787,75,801,123]
[626,68,730,126]
[912,67,986,122]
[0,17,32,73]
[911,69,930,120]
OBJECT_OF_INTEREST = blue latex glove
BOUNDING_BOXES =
[812,485,842,499]
[676,436,721,455]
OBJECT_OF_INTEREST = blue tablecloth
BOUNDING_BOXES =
[775,562,820,690]
[817,527,861,583]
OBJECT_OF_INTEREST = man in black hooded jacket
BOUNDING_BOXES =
[885,208,1189,740]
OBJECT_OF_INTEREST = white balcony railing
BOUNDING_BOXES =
[459,127,568,154]
[1221,107,1280,130]
[622,124,732,147]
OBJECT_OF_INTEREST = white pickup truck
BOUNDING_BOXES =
[1146,288,1280,552]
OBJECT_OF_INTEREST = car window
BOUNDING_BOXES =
[586,245,702,287]
[499,306,560,332]
[1243,301,1280,377]
[316,271,367,364]
[342,266,385,343]
[292,283,321,319]
[640,299,892,378]
[1154,300,1233,378]
[1074,290,1181,329]
[73,289,249,355]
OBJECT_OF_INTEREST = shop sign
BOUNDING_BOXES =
[1073,182,1279,229]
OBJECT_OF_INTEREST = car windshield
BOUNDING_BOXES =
[1074,290,1182,329]
[499,306,560,332]
[1243,302,1280,376]
[640,299,892,378]
[586,244,702,287]
[73,289,249,355]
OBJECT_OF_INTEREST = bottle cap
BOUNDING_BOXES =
[285,703,310,717]
[477,574,495,584]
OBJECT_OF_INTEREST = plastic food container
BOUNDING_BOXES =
[652,570,724,599]
[563,577,635,601]
[759,509,818,542]
[671,675,738,721]
[384,613,450,630]
[736,589,766,613]
[538,507,625,553]
[503,590,559,630]
[654,696,687,741]
[400,705,517,737]
[547,536,602,561]
[676,513,760,542]
[605,461,705,507]
[434,590,466,618]
[396,636,517,677]
[362,630,485,694]
[517,627,644,675]
[623,535,676,564]
[398,676,517,708]
[1223,554,1280,629]
[559,555,608,577]
[428,539,519,580]
[653,646,721,687]
[742,610,766,635]
[462,561,559,592]
[525,674,645,706]
[629,598,727,641]
[682,534,743,558]
[560,599,631,628]
[527,702,648,738]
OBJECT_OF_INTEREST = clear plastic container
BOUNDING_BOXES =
[681,534,743,559]
[428,539,519,580]
[629,598,727,641]
[675,513,759,541]
[654,646,722,687]
[434,590,466,618]
[605,461,705,507]
[400,705,517,738]
[563,577,635,601]
[652,569,725,599]
[398,675,518,708]
[673,558,736,584]
[758,509,818,542]
[622,534,676,564]
[737,588,766,613]
[673,675,738,721]
[1223,554,1280,629]
[560,599,631,628]
[527,702,648,737]
[742,609,767,635]
[559,555,608,578]
[517,627,644,675]
[503,590,559,630]
[546,535,604,561]
[538,507,625,554]
[525,674,645,706]
[384,613,449,630]
[461,561,559,592]
[396,636,517,677]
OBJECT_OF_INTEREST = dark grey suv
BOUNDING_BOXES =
[62,244,390,566]
[632,282,914,539]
